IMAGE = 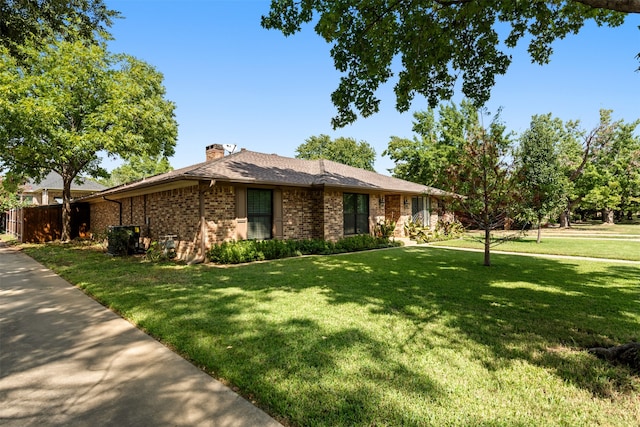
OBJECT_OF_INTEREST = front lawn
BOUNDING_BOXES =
[22,243,640,426]
[431,236,640,261]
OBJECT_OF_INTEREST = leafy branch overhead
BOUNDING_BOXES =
[0,0,119,58]
[262,0,631,128]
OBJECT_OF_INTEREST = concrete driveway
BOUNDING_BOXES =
[0,244,282,427]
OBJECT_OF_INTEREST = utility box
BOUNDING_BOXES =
[107,225,142,255]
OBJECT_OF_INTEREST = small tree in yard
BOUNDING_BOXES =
[516,114,566,243]
[447,110,517,267]
[0,38,177,241]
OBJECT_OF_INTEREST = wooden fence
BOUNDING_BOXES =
[7,203,90,243]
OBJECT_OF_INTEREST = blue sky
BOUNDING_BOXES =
[106,0,640,174]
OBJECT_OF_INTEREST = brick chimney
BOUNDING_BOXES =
[206,144,225,161]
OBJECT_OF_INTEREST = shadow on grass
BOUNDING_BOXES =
[20,244,640,425]
[309,247,640,395]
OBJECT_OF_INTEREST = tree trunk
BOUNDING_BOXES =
[537,222,542,244]
[559,210,571,228]
[484,227,491,266]
[602,208,615,224]
[61,176,73,242]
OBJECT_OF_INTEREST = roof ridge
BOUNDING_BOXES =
[318,158,326,174]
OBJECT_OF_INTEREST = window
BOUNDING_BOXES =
[247,189,272,240]
[411,196,430,227]
[343,193,369,235]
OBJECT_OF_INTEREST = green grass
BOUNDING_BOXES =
[22,243,640,426]
[560,221,640,235]
[0,233,17,244]
[431,236,640,261]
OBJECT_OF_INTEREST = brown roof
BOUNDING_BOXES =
[22,172,107,193]
[84,150,452,200]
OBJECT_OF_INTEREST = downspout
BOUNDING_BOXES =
[103,196,122,226]
[188,181,212,265]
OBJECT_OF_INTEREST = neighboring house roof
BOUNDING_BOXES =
[22,172,107,193]
[82,150,454,200]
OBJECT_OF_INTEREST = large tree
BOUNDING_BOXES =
[262,1,631,127]
[0,39,177,240]
[581,115,640,223]
[515,114,566,243]
[556,110,618,226]
[0,0,118,58]
[295,134,376,171]
[383,100,479,189]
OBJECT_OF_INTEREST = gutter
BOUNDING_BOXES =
[103,196,122,225]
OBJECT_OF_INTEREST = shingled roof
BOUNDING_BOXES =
[85,150,452,199]
[22,172,107,193]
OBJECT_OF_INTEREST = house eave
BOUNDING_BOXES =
[82,178,202,202]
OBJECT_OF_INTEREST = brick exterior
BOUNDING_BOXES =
[281,188,324,240]
[203,185,237,244]
[322,191,343,242]
[369,193,385,233]
[90,201,120,236]
[88,183,450,259]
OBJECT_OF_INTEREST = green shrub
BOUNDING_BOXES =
[208,240,265,264]
[107,227,133,256]
[404,219,464,243]
[374,219,396,238]
[144,241,177,262]
[206,235,401,264]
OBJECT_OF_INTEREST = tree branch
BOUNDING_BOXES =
[572,0,640,13]
[569,128,597,182]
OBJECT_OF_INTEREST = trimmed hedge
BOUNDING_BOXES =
[207,235,402,264]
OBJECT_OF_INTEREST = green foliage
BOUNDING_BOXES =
[207,236,401,264]
[106,227,133,256]
[0,177,28,211]
[0,38,177,240]
[383,100,480,189]
[405,219,464,244]
[295,134,377,171]
[385,101,517,265]
[446,109,517,266]
[102,154,173,187]
[580,113,640,220]
[262,1,625,127]
[144,241,175,262]
[515,114,567,232]
[373,219,396,238]
[0,0,119,60]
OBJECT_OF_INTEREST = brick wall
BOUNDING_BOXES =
[203,184,237,244]
[369,193,385,233]
[323,190,343,241]
[281,188,324,240]
[90,201,120,236]
[88,183,451,258]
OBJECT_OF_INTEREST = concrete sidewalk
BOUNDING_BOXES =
[0,244,282,427]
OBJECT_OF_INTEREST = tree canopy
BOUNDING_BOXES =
[295,134,377,171]
[262,1,631,127]
[383,100,479,189]
[0,0,118,58]
[101,154,174,187]
[580,113,640,222]
[0,39,177,240]
[515,114,566,242]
